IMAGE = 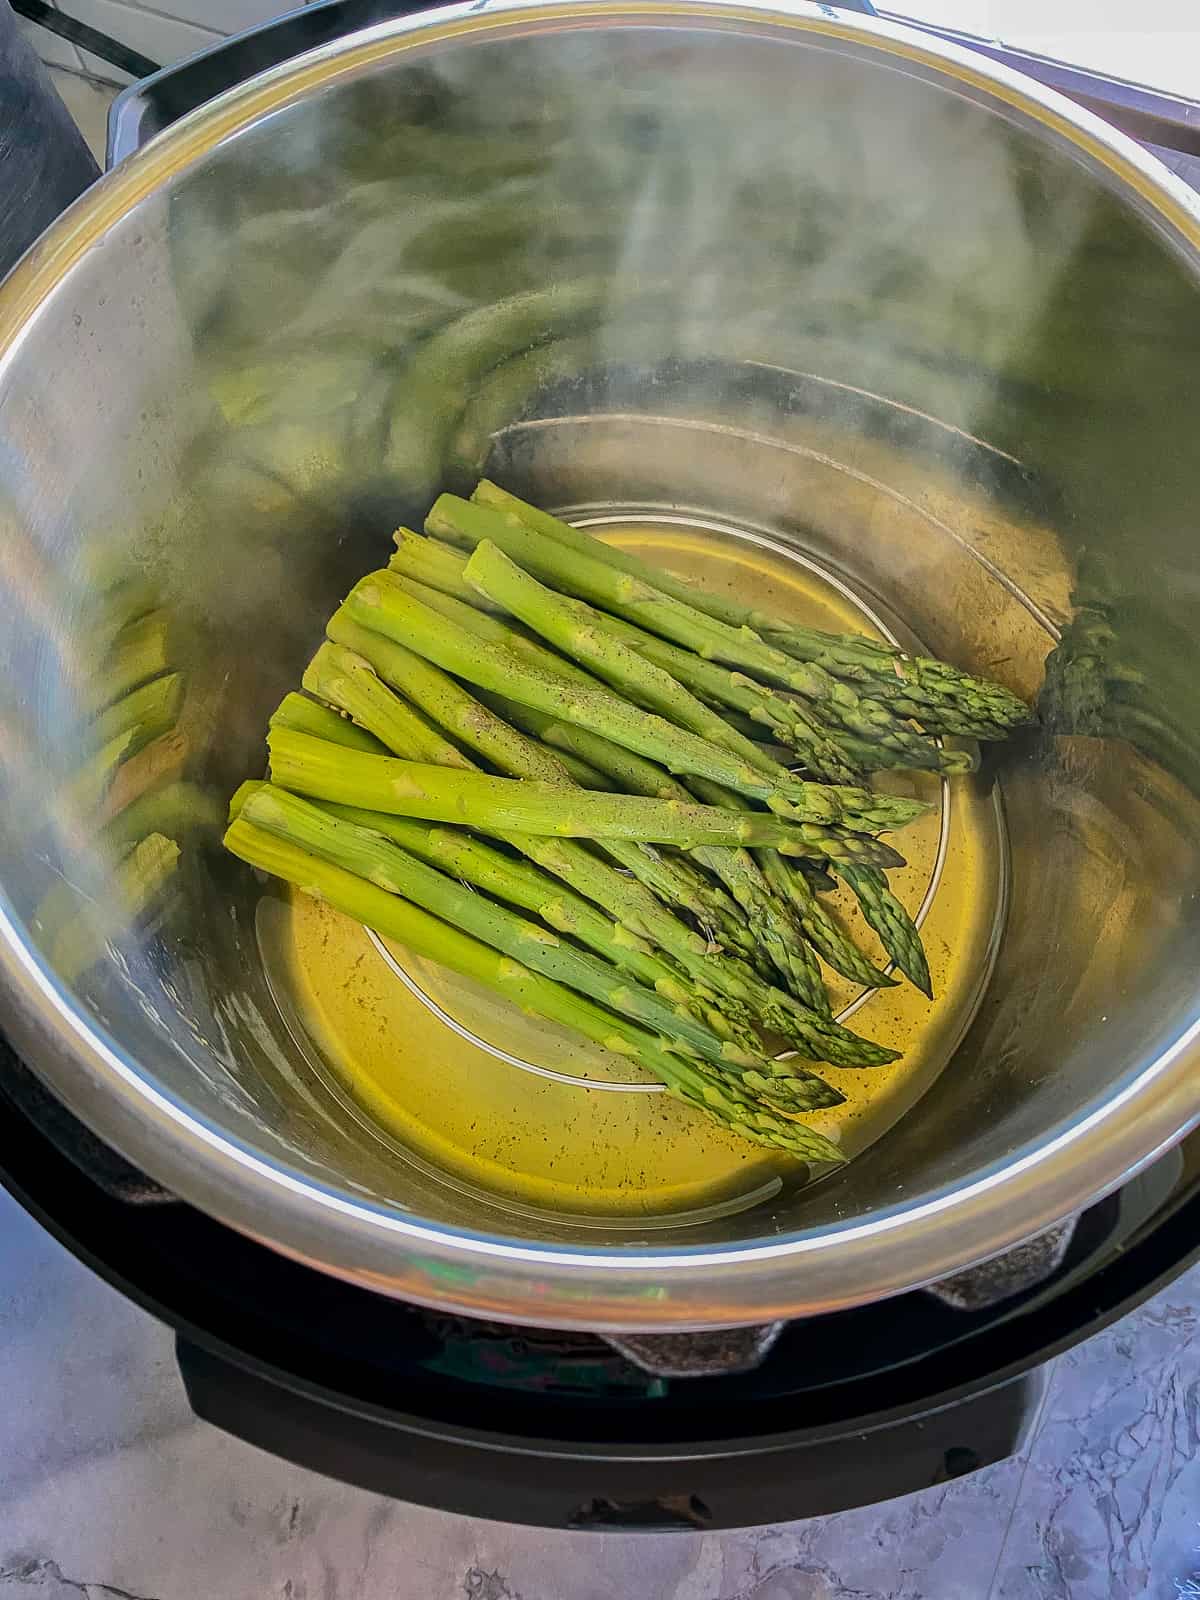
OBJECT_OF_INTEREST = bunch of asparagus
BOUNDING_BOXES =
[224,484,1029,1165]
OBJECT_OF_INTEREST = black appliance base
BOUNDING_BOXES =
[178,1337,1041,1529]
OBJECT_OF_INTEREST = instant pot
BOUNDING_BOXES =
[2,0,1200,1527]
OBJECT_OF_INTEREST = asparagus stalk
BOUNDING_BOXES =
[471,479,1029,736]
[383,564,597,692]
[396,525,859,783]
[344,587,790,969]
[254,712,753,1040]
[766,851,899,993]
[465,539,927,832]
[269,690,387,753]
[241,782,826,1094]
[290,666,767,1043]
[493,696,831,1013]
[834,863,933,998]
[393,538,961,781]
[831,730,979,778]
[391,528,508,614]
[322,613,743,934]
[302,628,898,1060]
[686,775,897,993]
[224,817,846,1165]
[267,727,903,855]
[428,494,970,767]
[340,571,908,859]
[760,627,1029,735]
[261,729,897,1067]
[591,608,861,784]
[309,805,719,1011]
[302,643,477,773]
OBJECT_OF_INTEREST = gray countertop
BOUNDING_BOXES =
[2,1183,1199,1599]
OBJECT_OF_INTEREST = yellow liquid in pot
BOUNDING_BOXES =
[263,517,1007,1225]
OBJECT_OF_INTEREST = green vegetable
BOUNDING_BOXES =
[338,570,905,861]
[267,726,902,858]
[465,537,928,831]
[428,493,973,767]
[834,863,933,998]
[225,817,846,1166]
[472,478,1029,737]
[242,783,844,1110]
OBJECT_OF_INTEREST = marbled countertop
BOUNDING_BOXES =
[1,1182,1198,1600]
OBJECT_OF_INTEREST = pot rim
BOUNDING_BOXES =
[3,0,1199,1330]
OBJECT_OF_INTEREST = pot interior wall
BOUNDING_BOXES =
[2,17,1199,1252]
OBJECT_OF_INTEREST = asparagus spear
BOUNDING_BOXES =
[339,571,907,859]
[297,638,897,1061]
[290,663,767,1043]
[390,528,507,614]
[269,690,387,753]
[833,863,933,998]
[383,563,597,692]
[267,726,903,856]
[464,538,926,833]
[263,728,897,1067]
[590,608,862,784]
[301,646,476,771]
[766,852,899,993]
[471,479,1029,736]
[396,525,861,782]
[241,782,830,1096]
[309,637,568,783]
[759,627,1029,735]
[493,696,832,1013]
[322,615,743,934]
[224,818,845,1165]
[392,539,962,781]
[831,730,979,778]
[685,774,897,993]
[308,805,721,1012]
[428,494,970,767]
[252,713,751,1040]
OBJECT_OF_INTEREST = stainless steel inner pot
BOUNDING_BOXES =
[2,0,1199,1329]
